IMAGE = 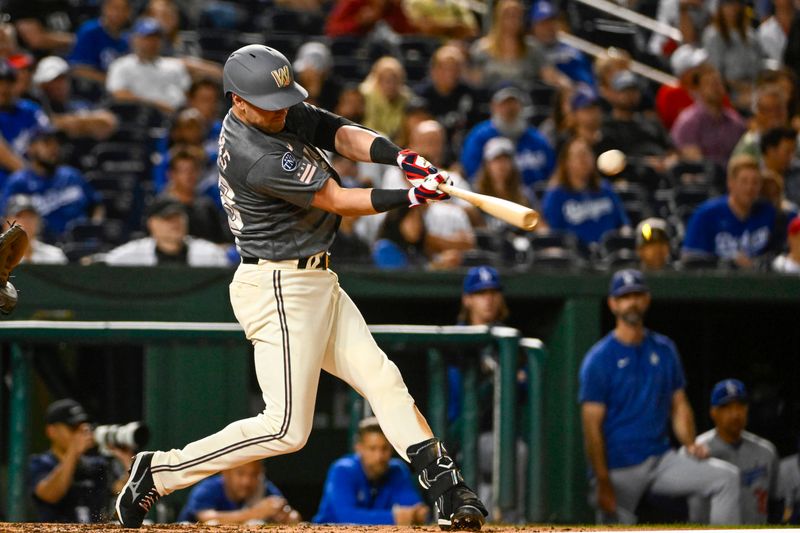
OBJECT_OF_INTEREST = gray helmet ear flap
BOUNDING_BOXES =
[223,45,308,111]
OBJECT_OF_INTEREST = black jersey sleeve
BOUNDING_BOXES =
[284,102,355,153]
[246,148,329,209]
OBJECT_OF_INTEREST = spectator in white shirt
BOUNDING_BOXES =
[104,197,229,267]
[773,216,800,273]
[4,194,67,264]
[105,17,190,114]
[758,0,796,64]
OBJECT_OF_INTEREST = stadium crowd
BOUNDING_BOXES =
[1,0,799,272]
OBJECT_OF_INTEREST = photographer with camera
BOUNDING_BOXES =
[28,399,135,523]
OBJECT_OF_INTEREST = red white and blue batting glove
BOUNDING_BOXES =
[397,149,439,186]
[408,171,453,207]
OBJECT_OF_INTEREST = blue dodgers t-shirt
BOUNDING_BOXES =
[177,474,284,522]
[542,181,630,245]
[0,100,50,184]
[579,330,686,470]
[69,19,129,72]
[683,196,776,259]
[2,166,101,241]
[313,453,422,524]
[460,120,556,186]
[28,451,111,523]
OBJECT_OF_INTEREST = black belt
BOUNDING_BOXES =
[241,252,330,270]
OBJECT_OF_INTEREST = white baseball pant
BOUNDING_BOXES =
[149,260,432,495]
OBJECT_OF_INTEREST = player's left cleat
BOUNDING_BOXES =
[408,438,488,531]
[116,451,161,528]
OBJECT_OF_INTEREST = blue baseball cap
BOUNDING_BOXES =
[530,1,558,23]
[711,379,748,407]
[609,268,649,297]
[463,266,502,294]
[133,17,163,36]
[29,124,60,143]
[571,86,599,110]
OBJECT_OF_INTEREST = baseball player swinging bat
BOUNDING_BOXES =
[438,181,539,231]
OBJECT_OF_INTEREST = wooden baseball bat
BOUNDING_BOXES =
[438,183,539,231]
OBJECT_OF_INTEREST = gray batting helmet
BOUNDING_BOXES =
[223,45,308,111]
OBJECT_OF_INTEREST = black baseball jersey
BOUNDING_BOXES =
[217,103,343,260]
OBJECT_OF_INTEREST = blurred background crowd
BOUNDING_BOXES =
[1,0,800,273]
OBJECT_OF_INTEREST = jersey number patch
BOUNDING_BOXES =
[218,175,244,236]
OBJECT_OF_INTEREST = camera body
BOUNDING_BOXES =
[93,421,150,453]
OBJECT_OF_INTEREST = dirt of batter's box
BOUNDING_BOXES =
[0,523,588,533]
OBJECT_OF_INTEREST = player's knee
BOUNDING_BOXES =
[280,427,311,453]
[707,459,740,492]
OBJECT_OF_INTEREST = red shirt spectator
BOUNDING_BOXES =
[325,0,417,37]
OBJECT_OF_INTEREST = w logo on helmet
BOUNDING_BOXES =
[271,65,292,88]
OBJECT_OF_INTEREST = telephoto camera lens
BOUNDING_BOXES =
[93,421,150,452]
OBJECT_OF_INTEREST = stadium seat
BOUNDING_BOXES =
[600,248,639,270]
[527,229,579,253]
[531,247,584,269]
[599,229,636,256]
[460,249,502,267]
[680,255,720,271]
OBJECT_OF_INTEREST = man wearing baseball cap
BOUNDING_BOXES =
[690,380,781,524]
[528,1,595,88]
[580,269,741,524]
[636,217,672,271]
[105,17,190,113]
[29,399,131,523]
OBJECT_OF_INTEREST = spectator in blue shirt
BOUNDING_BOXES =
[29,399,132,523]
[580,269,741,524]
[313,417,429,525]
[460,85,556,186]
[542,136,629,248]
[2,126,102,243]
[69,0,131,84]
[0,61,49,185]
[682,154,776,268]
[529,1,596,88]
[177,461,300,524]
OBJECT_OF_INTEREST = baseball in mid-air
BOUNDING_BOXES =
[597,149,627,176]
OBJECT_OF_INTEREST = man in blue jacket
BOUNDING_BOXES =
[313,417,429,525]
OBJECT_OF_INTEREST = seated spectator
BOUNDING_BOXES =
[144,0,223,81]
[68,0,131,85]
[542,137,629,249]
[5,0,74,55]
[154,108,212,192]
[414,45,483,162]
[656,44,710,130]
[177,461,300,524]
[461,85,556,186]
[10,51,35,101]
[185,78,223,162]
[671,66,747,168]
[335,84,366,124]
[106,17,191,115]
[529,1,595,88]
[2,126,102,243]
[372,207,427,269]
[558,87,602,152]
[649,0,710,58]
[32,57,118,140]
[690,379,781,524]
[595,70,676,174]
[360,56,411,142]
[0,61,49,184]
[682,155,775,268]
[104,197,229,267]
[472,137,536,233]
[594,48,635,114]
[703,0,765,110]
[313,417,428,525]
[3,194,67,264]
[778,445,800,523]
[325,0,417,38]
[772,216,800,273]
[580,269,741,524]
[636,217,672,271]
[468,0,567,91]
[293,42,342,112]
[760,127,799,242]
[403,0,478,39]
[758,0,795,63]
[161,146,230,244]
[732,85,789,160]
[29,399,132,523]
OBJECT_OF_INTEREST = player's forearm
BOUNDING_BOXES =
[312,179,412,215]
[671,401,697,446]
[582,424,611,481]
[335,126,401,165]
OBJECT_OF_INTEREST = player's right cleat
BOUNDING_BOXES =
[408,438,488,531]
[115,451,161,528]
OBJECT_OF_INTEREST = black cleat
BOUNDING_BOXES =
[115,452,161,528]
[437,484,487,531]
